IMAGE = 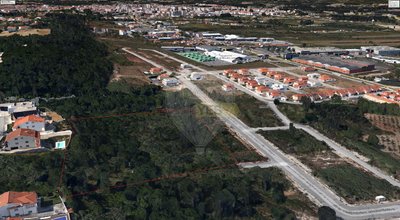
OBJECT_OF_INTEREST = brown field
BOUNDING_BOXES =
[135,50,181,72]
[365,113,400,157]
[0,29,51,37]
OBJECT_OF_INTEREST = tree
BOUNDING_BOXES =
[274,98,280,105]
[367,134,380,146]
[318,206,336,220]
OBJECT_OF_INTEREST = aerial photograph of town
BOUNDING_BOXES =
[0,0,399,219]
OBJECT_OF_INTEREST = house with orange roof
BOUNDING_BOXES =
[238,77,250,86]
[301,66,315,72]
[292,94,307,102]
[346,88,359,96]
[319,75,336,82]
[258,68,269,75]
[246,80,258,90]
[266,71,277,78]
[266,90,281,99]
[335,89,349,98]
[12,115,45,132]
[283,77,296,85]
[256,85,269,95]
[222,83,235,92]
[0,191,38,218]
[274,73,284,81]
[4,129,40,151]
[231,73,240,82]
[157,73,169,80]
[223,69,235,77]
[238,68,249,76]
[298,76,309,82]
[293,81,307,90]
[149,67,164,74]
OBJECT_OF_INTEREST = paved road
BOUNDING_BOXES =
[125,48,400,219]
[179,75,400,220]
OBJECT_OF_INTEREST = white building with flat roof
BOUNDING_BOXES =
[361,46,400,56]
[205,51,250,64]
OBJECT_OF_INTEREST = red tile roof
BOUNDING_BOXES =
[5,128,40,142]
[13,115,44,129]
[0,192,37,207]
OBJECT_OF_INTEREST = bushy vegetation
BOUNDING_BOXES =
[316,165,400,202]
[0,14,113,97]
[258,126,329,155]
[277,98,400,178]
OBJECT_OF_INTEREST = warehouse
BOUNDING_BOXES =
[289,46,349,55]
[361,46,400,56]
[205,51,250,64]
[292,55,375,74]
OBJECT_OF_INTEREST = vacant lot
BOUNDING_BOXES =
[258,128,344,170]
[259,128,400,203]
[316,165,400,203]
[0,29,51,37]
[194,75,283,127]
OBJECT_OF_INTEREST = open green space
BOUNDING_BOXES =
[194,76,283,127]
[316,165,400,202]
[258,127,329,155]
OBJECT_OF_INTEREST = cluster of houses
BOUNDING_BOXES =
[221,68,288,100]
[148,67,181,87]
[364,89,400,105]
[0,101,70,152]
[292,85,382,102]
[0,191,69,220]
[221,68,383,102]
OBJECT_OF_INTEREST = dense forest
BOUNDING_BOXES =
[44,85,316,219]
[0,14,112,97]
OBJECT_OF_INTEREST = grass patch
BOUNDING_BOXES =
[258,128,329,155]
[316,164,400,203]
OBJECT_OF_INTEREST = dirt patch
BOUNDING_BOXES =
[0,29,51,37]
[112,64,151,85]
[135,50,181,71]
[46,111,64,123]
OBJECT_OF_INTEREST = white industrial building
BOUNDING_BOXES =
[0,112,11,133]
[0,0,15,4]
[205,51,250,64]
[361,46,400,56]
[162,78,180,87]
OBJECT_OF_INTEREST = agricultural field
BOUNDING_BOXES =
[194,75,283,127]
[365,113,400,157]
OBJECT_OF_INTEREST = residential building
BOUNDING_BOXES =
[222,83,234,92]
[4,129,41,150]
[0,192,38,219]
[162,78,180,87]
[12,115,45,132]
[319,75,335,82]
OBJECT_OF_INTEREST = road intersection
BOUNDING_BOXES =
[123,47,400,219]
